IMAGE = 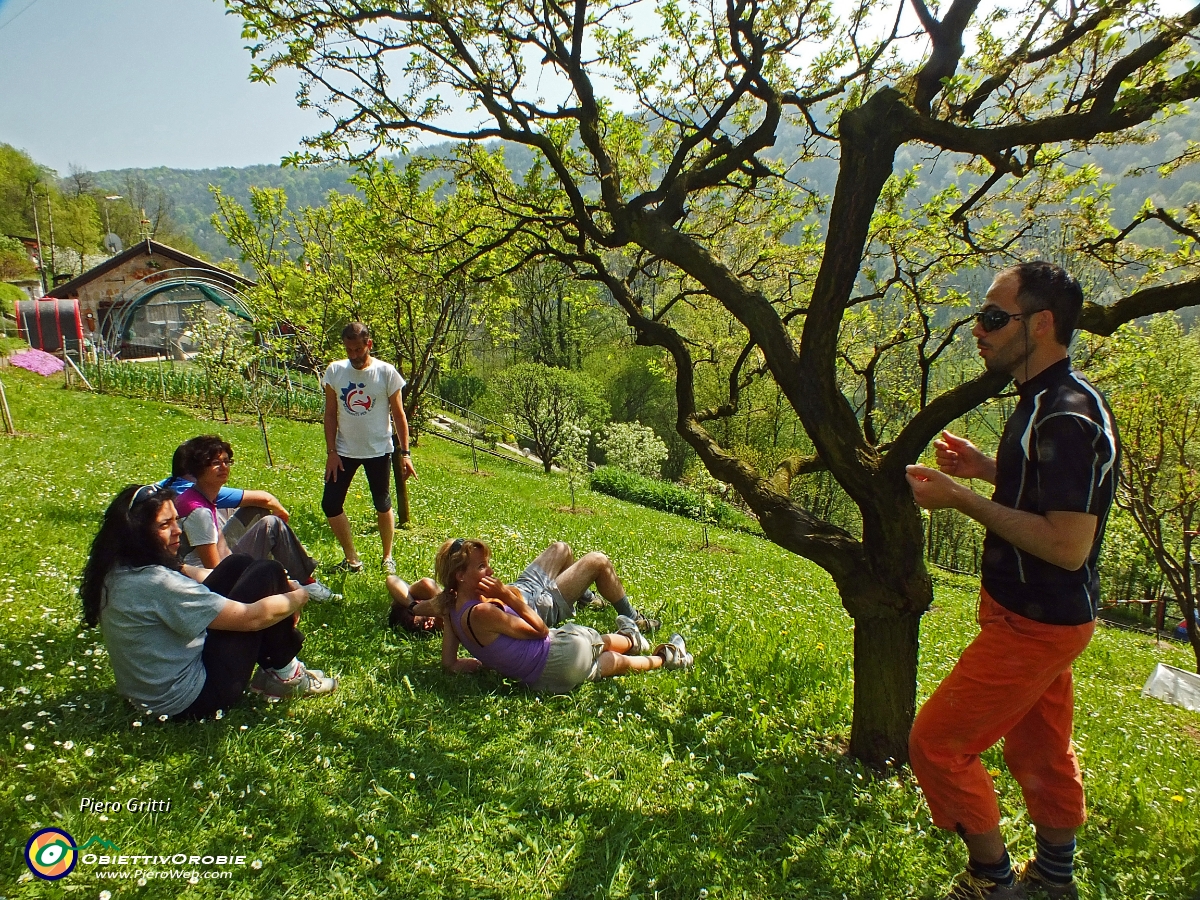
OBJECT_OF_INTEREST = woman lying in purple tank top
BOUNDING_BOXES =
[432,539,692,693]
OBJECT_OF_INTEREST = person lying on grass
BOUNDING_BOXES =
[431,538,692,692]
[173,435,336,602]
[386,540,660,635]
[80,485,336,719]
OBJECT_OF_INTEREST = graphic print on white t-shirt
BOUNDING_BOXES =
[340,381,374,416]
[322,358,406,458]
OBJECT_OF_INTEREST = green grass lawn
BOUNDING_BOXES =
[0,366,1197,899]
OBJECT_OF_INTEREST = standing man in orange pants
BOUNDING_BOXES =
[906,262,1119,900]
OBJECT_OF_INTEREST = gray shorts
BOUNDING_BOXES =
[528,623,604,693]
[513,562,573,627]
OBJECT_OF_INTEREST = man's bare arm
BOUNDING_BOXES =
[907,466,1097,570]
[323,385,343,482]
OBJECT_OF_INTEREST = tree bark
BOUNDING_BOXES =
[849,607,922,765]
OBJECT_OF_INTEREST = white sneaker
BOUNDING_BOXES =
[655,633,693,670]
[615,615,650,654]
[303,580,338,602]
[382,557,397,576]
[249,662,337,698]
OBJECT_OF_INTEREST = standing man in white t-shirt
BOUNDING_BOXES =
[321,322,416,574]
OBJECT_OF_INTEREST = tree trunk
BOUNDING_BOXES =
[837,476,931,769]
[848,608,921,767]
[1185,611,1200,674]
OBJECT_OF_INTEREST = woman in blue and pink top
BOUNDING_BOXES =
[434,539,692,693]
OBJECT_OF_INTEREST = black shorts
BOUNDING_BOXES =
[321,454,392,517]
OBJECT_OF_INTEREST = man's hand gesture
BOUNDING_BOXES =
[932,431,995,483]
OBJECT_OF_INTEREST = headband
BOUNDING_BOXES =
[127,484,159,512]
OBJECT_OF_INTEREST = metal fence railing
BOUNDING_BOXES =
[428,396,536,449]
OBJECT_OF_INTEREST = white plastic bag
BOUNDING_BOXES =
[1141,663,1200,713]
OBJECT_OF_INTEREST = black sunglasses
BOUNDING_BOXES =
[974,307,1046,333]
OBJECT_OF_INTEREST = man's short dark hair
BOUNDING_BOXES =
[181,435,233,477]
[1006,261,1083,347]
[388,600,424,635]
[170,439,194,478]
[342,322,370,342]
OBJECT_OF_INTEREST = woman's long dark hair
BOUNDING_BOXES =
[80,485,180,627]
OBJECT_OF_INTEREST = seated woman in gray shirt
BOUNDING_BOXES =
[80,485,337,720]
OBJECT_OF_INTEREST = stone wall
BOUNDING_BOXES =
[72,249,194,333]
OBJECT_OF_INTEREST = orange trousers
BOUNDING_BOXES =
[909,590,1095,836]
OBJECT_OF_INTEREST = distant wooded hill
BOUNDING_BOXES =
[87,118,1200,264]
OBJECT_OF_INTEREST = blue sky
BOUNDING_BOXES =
[2,0,1194,176]
[0,0,322,173]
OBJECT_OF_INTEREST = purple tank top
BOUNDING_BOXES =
[451,599,550,684]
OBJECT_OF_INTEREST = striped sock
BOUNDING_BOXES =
[1034,834,1075,885]
[969,849,1014,886]
[613,595,636,618]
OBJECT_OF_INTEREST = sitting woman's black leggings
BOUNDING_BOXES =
[175,555,303,720]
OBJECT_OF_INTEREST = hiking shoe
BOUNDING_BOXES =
[327,558,364,575]
[633,611,661,632]
[655,633,693,670]
[942,870,1026,900]
[250,663,338,699]
[615,615,650,654]
[303,579,339,602]
[382,556,397,575]
[579,589,606,611]
[1016,860,1077,899]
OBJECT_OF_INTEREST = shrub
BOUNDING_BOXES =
[598,421,668,478]
[0,236,36,282]
[0,281,25,318]
[590,466,752,530]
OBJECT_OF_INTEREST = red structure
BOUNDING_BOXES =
[15,298,84,354]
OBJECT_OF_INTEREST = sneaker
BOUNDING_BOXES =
[633,611,661,632]
[327,558,364,575]
[942,870,1026,900]
[303,580,339,602]
[250,662,338,699]
[615,615,650,654]
[1016,860,1078,900]
[654,633,694,670]
[382,557,397,576]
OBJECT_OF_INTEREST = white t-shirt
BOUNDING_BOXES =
[322,358,406,458]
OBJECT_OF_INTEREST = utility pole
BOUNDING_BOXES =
[44,191,56,287]
[30,185,47,294]
[103,195,122,234]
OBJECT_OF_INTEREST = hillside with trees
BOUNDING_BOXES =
[0,143,208,287]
